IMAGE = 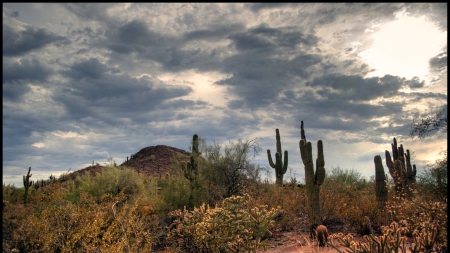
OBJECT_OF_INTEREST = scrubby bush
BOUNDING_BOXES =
[65,166,155,203]
[321,167,377,234]
[416,149,447,200]
[245,183,309,232]
[166,194,281,252]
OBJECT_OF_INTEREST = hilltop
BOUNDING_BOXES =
[120,145,190,177]
[66,145,191,180]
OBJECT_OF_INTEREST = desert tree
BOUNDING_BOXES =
[410,108,447,140]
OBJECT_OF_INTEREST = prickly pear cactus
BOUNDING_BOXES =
[267,129,288,186]
[299,121,325,237]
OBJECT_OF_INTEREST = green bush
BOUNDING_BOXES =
[65,166,155,203]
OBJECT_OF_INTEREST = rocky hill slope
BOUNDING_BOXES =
[67,145,191,180]
[120,145,190,177]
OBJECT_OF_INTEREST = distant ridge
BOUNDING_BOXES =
[120,145,190,177]
[67,145,191,180]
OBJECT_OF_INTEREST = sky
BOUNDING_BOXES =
[3,3,447,187]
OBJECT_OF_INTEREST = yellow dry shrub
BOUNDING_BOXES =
[167,194,281,252]
[12,190,160,252]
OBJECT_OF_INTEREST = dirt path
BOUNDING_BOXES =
[259,231,333,253]
[259,231,416,253]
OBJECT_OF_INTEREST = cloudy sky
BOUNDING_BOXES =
[3,3,447,186]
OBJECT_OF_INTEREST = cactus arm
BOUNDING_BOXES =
[282,150,288,174]
[267,150,275,168]
[385,150,394,171]
[299,139,308,163]
[315,140,325,186]
[392,138,398,160]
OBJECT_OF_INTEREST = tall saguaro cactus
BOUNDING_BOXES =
[23,167,33,204]
[182,134,200,208]
[374,155,389,228]
[385,137,417,196]
[299,121,325,237]
[267,128,288,186]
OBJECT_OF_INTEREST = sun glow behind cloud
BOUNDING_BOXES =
[360,13,446,82]
[159,70,231,107]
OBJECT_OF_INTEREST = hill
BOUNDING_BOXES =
[120,145,191,177]
[66,145,191,180]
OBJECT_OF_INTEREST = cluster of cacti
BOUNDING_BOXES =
[299,121,326,238]
[267,128,289,186]
[181,134,200,208]
[329,221,443,253]
[385,137,417,196]
[33,179,46,190]
[374,155,390,228]
[23,167,32,204]
[411,221,442,252]
[167,194,281,252]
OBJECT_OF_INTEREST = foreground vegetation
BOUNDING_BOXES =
[2,135,447,252]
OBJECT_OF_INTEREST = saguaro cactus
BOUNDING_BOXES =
[23,167,33,204]
[182,134,200,208]
[299,121,325,237]
[374,155,389,228]
[267,128,288,186]
[385,137,417,196]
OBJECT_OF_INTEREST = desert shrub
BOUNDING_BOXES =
[166,194,281,252]
[12,190,161,252]
[321,169,377,233]
[2,184,24,204]
[416,149,447,201]
[155,175,192,221]
[196,138,264,205]
[65,166,155,203]
[243,182,309,232]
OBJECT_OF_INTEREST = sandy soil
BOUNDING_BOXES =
[259,230,416,253]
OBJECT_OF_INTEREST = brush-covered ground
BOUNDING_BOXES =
[3,143,447,253]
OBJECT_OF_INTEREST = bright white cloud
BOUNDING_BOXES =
[360,14,446,82]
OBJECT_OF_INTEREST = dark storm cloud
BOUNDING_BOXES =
[3,58,53,101]
[247,3,294,12]
[215,52,324,109]
[104,19,177,57]
[103,20,184,66]
[429,52,447,72]
[62,58,108,80]
[55,66,195,123]
[183,24,245,42]
[228,23,319,52]
[2,24,66,57]
[61,3,119,23]
[11,11,19,18]
[306,74,424,101]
